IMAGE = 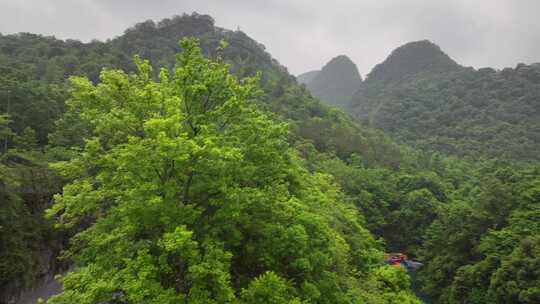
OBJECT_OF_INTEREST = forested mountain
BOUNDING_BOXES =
[362,40,460,85]
[349,40,540,161]
[0,13,399,165]
[0,13,539,304]
[300,55,362,109]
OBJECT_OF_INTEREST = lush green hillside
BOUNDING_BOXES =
[350,40,540,161]
[0,13,400,166]
[302,55,362,109]
[416,161,540,303]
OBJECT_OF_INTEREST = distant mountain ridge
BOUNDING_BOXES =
[349,40,540,161]
[297,39,540,161]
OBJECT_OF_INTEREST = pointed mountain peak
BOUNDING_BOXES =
[366,40,460,83]
[303,55,362,108]
[319,55,363,82]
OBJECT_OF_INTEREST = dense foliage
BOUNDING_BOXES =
[44,39,419,303]
[349,40,540,161]
[304,147,540,303]
[414,161,540,303]
[0,14,401,302]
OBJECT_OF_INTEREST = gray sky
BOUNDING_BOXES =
[1,0,540,76]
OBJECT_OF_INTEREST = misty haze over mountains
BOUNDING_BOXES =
[3,0,540,75]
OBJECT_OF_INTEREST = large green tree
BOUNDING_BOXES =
[45,39,419,304]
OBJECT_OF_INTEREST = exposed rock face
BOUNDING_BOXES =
[1,249,62,304]
[15,275,62,304]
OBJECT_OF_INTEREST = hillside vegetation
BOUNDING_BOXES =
[349,40,540,161]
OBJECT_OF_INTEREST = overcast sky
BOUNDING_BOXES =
[1,0,540,76]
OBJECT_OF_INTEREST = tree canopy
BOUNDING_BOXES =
[44,39,420,304]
